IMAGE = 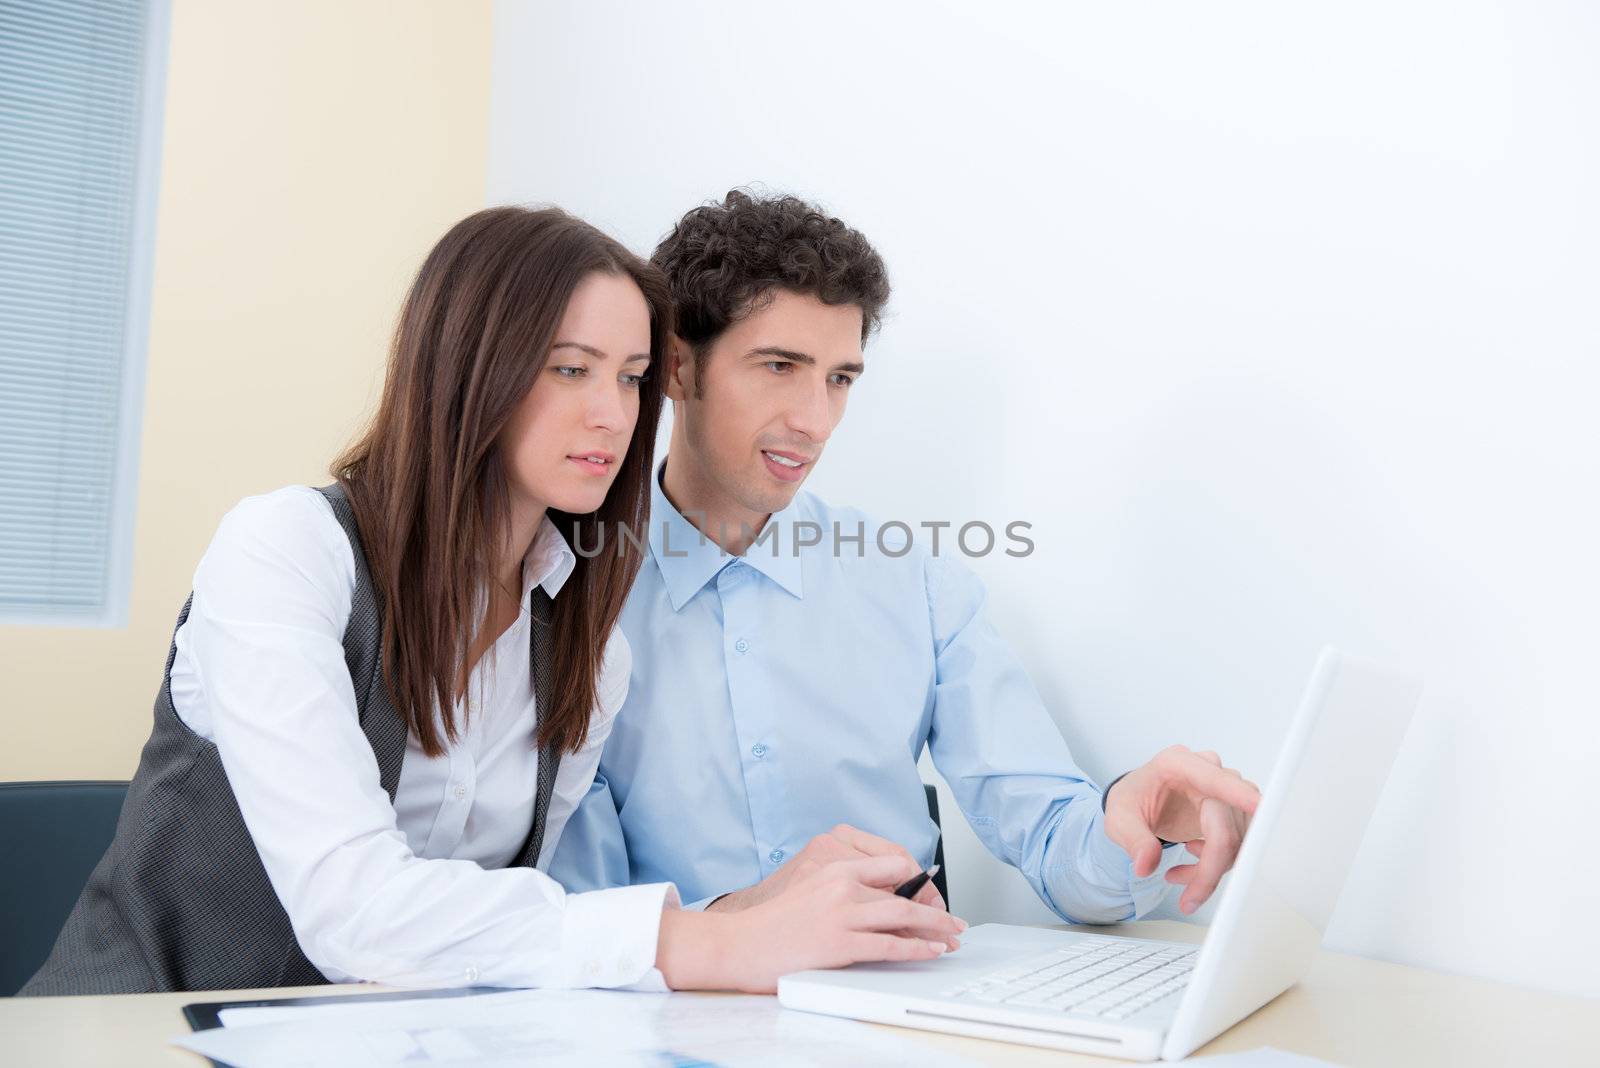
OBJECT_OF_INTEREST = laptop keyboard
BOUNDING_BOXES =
[942,938,1198,1021]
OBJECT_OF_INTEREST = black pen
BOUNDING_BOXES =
[892,863,940,899]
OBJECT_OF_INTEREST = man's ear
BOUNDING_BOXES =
[664,334,693,402]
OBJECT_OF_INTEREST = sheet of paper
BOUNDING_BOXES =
[174,987,979,1068]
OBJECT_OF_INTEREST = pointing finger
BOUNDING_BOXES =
[1173,753,1261,814]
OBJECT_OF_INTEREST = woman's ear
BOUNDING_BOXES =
[664,335,693,402]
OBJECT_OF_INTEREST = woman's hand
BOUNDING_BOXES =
[655,854,966,993]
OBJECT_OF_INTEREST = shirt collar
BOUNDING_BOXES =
[649,458,805,611]
[523,514,577,600]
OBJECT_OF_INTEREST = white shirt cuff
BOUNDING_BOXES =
[555,882,679,988]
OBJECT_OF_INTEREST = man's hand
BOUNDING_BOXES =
[706,823,946,913]
[657,855,966,993]
[1103,745,1261,915]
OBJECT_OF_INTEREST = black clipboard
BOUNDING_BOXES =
[182,986,498,1067]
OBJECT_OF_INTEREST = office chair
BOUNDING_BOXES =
[0,780,128,996]
[924,782,949,906]
[0,780,945,993]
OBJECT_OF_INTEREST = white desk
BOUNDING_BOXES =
[2,921,1593,1066]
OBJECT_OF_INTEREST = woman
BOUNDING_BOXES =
[21,207,960,996]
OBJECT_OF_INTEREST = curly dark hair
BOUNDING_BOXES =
[651,189,891,388]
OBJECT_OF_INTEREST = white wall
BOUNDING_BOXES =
[488,0,1599,998]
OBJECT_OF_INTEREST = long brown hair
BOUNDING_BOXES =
[332,207,668,756]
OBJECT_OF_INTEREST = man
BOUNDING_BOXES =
[549,190,1258,925]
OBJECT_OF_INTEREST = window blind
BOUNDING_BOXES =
[0,0,167,624]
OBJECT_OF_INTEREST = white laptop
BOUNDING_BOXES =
[779,646,1422,1061]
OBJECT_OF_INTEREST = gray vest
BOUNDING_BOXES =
[20,483,562,995]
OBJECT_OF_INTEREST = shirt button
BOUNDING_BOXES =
[464,964,480,982]
[734,638,750,654]
[769,848,785,864]
[452,784,466,800]
[585,960,601,978]
[750,743,767,758]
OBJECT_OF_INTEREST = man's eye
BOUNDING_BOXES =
[764,361,792,374]
[829,373,855,388]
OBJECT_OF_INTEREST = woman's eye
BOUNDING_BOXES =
[554,365,586,379]
[620,372,645,387]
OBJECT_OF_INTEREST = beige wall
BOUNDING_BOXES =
[1,1,494,780]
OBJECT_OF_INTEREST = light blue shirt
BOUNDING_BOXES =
[548,461,1177,922]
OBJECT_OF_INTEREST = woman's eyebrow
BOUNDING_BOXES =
[551,341,608,359]
[552,341,652,363]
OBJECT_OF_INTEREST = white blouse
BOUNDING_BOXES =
[167,485,675,989]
